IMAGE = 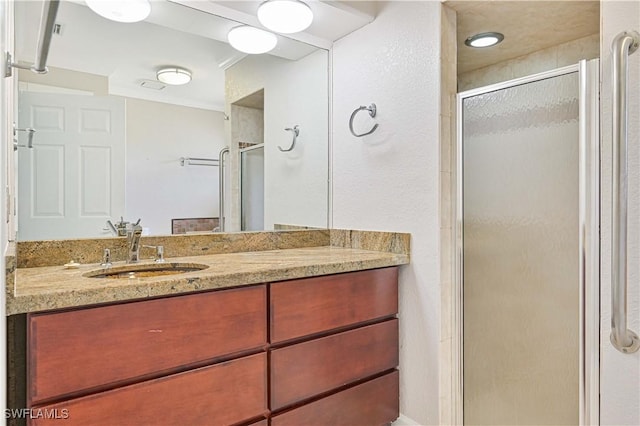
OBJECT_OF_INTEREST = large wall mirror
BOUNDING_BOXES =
[14,0,330,240]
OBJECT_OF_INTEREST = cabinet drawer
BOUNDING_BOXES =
[271,319,398,410]
[28,285,266,404]
[271,371,399,426]
[270,268,398,343]
[30,353,267,426]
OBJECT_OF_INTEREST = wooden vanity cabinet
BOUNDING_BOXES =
[270,267,399,424]
[30,354,268,426]
[271,371,399,426]
[27,285,268,426]
[270,319,398,410]
[270,267,399,343]
[28,285,267,406]
[24,267,400,425]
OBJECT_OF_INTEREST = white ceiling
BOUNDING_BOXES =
[447,0,600,75]
[15,1,601,108]
[15,0,375,111]
[204,0,377,44]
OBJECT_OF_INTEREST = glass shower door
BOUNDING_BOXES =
[240,144,264,231]
[461,70,582,425]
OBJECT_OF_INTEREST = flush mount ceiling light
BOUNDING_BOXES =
[464,32,504,48]
[257,0,313,34]
[227,26,278,54]
[156,67,192,85]
[86,0,151,23]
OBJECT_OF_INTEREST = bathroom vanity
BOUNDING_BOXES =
[6,229,409,426]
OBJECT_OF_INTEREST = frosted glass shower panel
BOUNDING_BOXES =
[241,146,265,231]
[462,72,579,425]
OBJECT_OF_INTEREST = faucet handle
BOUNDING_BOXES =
[101,248,112,268]
[142,245,165,263]
[155,245,165,263]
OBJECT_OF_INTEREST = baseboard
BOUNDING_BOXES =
[392,414,422,426]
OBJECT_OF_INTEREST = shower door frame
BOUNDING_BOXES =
[453,60,600,425]
[240,143,265,231]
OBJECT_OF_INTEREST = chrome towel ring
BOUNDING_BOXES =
[349,103,379,137]
[278,125,299,152]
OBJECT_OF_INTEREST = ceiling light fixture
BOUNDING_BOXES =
[464,32,504,48]
[257,0,313,34]
[156,67,192,85]
[227,26,278,54]
[86,0,151,23]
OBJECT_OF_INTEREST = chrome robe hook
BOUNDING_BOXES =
[349,103,379,137]
[278,125,299,152]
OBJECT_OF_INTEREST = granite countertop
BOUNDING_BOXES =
[8,246,409,315]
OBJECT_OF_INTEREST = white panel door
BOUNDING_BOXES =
[17,93,125,240]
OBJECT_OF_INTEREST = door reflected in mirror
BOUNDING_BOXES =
[14,0,329,240]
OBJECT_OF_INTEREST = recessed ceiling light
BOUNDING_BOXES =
[227,26,278,54]
[257,0,313,34]
[465,32,504,48]
[86,0,151,23]
[156,67,192,86]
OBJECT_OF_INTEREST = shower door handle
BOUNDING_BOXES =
[611,30,640,354]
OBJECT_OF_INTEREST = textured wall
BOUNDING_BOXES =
[262,50,329,230]
[600,2,640,425]
[459,33,599,92]
[332,2,441,424]
[232,105,263,147]
[225,50,329,231]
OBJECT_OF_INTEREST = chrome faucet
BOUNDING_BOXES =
[105,217,129,237]
[127,219,143,263]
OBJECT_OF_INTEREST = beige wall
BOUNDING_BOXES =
[439,4,457,425]
[459,33,599,91]
[18,66,108,95]
[231,105,263,147]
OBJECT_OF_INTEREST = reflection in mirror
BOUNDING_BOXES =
[14,0,329,240]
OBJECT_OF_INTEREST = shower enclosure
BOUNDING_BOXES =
[456,60,600,424]
[240,144,265,231]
